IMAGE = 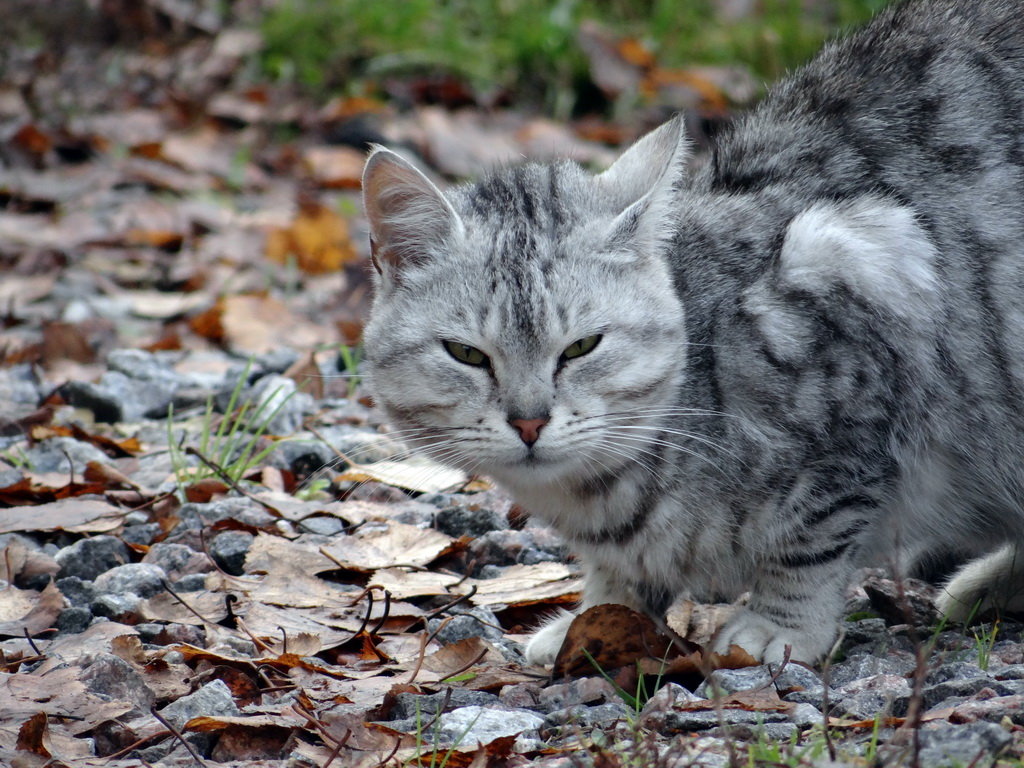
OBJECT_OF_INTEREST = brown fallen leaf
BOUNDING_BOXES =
[553,604,676,679]
[265,198,357,274]
[664,597,738,648]
[0,582,65,638]
[303,145,366,189]
[0,498,124,532]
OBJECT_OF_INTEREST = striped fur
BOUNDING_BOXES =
[361,0,1024,663]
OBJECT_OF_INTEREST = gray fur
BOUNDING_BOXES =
[361,0,1024,663]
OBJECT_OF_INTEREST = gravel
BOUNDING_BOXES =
[6,343,1024,767]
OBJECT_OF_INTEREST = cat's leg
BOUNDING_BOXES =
[713,552,855,664]
[524,560,637,665]
[937,544,1024,621]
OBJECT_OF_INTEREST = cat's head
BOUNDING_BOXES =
[361,118,689,490]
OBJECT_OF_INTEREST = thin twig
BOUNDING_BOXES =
[184,446,281,515]
[22,628,41,656]
[150,706,209,767]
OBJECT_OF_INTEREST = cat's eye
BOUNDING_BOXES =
[443,340,490,367]
[562,334,602,360]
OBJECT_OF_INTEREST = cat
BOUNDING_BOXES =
[359,0,1024,665]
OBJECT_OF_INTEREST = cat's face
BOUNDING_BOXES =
[361,120,689,489]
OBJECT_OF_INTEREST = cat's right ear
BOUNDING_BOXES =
[361,147,462,282]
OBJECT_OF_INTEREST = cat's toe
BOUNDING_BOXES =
[713,608,831,664]
[524,610,574,666]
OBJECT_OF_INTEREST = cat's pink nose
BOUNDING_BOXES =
[509,417,549,446]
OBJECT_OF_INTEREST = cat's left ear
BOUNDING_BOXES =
[361,147,463,282]
[596,115,690,253]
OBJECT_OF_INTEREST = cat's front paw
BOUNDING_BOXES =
[713,608,835,664]
[524,610,574,666]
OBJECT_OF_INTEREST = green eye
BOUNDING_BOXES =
[562,334,602,360]
[443,340,490,367]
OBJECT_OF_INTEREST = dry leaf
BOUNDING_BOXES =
[335,454,467,494]
[0,498,124,533]
[664,598,737,648]
[552,604,675,678]
[321,521,455,572]
[303,145,366,189]
[265,199,357,273]
[469,562,581,607]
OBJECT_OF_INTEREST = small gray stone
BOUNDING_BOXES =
[57,606,93,634]
[297,516,346,536]
[121,523,161,546]
[695,666,774,698]
[911,721,1012,767]
[157,679,240,729]
[773,663,825,701]
[174,499,275,531]
[208,530,253,575]
[433,505,505,538]
[427,606,505,645]
[91,592,143,622]
[433,706,545,751]
[55,535,129,580]
[97,370,178,421]
[828,652,916,686]
[390,688,499,721]
[787,702,825,728]
[832,674,911,719]
[142,542,211,579]
[842,617,889,647]
[22,436,110,474]
[56,576,95,607]
[542,702,629,737]
[656,707,791,733]
[244,374,313,435]
[172,573,208,592]
[81,653,155,716]
[540,677,620,712]
[923,677,1012,709]
[94,563,167,599]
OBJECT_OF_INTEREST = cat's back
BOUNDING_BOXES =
[704,0,1024,201]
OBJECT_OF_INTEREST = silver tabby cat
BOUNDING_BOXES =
[360,0,1024,664]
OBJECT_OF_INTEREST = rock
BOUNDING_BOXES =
[389,688,499,721]
[172,573,208,592]
[93,563,167,598]
[81,653,155,716]
[174,498,276,531]
[828,652,916,687]
[57,606,93,634]
[904,721,1012,767]
[499,682,544,710]
[142,542,211,579]
[96,370,178,421]
[832,674,912,720]
[55,535,129,580]
[22,436,110,474]
[433,706,545,751]
[207,530,253,575]
[428,606,505,645]
[773,664,826,703]
[121,523,161,546]
[55,380,123,423]
[157,679,240,729]
[243,374,314,435]
[695,666,774,697]
[297,516,346,536]
[653,707,793,734]
[91,592,143,622]
[433,505,505,537]
[56,576,95,607]
[923,677,1014,710]
[539,677,620,712]
[842,617,889,648]
[542,702,629,737]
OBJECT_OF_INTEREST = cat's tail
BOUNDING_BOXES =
[936,544,1024,622]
